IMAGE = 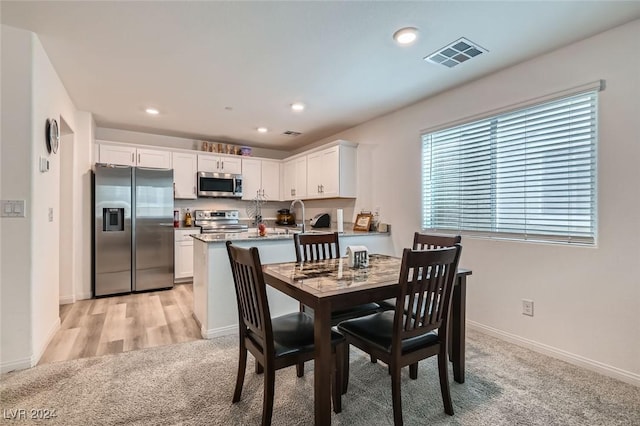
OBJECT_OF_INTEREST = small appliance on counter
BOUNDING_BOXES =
[310,213,331,228]
[275,209,295,226]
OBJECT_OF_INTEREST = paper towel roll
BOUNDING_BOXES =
[337,209,344,233]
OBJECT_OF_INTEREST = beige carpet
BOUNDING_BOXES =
[1,329,638,425]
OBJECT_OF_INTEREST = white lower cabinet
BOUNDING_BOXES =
[174,229,197,282]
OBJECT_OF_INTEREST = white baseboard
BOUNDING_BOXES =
[468,321,640,387]
[202,324,236,339]
[1,356,33,374]
[31,318,61,367]
[75,292,93,301]
[2,318,61,374]
[59,295,75,305]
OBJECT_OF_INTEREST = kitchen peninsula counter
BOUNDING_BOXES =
[192,228,394,339]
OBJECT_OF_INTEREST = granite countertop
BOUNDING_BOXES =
[192,223,389,243]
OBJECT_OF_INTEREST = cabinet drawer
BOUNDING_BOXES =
[175,229,198,242]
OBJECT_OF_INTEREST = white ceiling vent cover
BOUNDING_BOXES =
[425,37,487,68]
[283,130,302,136]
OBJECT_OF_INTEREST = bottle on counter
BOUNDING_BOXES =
[173,210,180,228]
[184,209,193,227]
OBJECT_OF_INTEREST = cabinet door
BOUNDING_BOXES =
[197,155,220,173]
[261,160,280,201]
[307,147,339,198]
[293,156,307,199]
[174,240,194,280]
[320,146,340,197]
[172,152,197,199]
[241,158,262,200]
[99,144,136,166]
[219,156,242,174]
[137,148,172,169]
[282,160,296,200]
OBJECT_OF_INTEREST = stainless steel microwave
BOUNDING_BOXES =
[197,172,243,198]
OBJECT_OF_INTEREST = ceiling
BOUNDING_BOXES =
[2,1,640,151]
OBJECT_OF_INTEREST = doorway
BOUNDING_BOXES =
[58,117,75,304]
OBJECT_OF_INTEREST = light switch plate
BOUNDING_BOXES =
[0,200,26,217]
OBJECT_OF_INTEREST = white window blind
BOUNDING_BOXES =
[422,91,597,244]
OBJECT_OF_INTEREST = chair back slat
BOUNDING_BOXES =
[226,241,272,346]
[413,232,461,250]
[294,232,340,262]
[393,245,461,344]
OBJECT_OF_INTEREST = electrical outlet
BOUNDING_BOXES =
[522,299,534,316]
[48,207,54,222]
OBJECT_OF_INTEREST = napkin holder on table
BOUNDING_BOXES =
[346,245,369,268]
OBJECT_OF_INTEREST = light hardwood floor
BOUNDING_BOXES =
[39,283,202,365]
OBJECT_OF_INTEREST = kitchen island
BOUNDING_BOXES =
[192,228,394,338]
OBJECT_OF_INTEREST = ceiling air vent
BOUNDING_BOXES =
[283,130,302,137]
[425,37,487,68]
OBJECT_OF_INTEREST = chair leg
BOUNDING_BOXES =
[342,343,350,395]
[255,361,264,374]
[438,351,454,415]
[391,363,404,426]
[262,365,276,426]
[296,361,305,377]
[233,344,247,403]
[332,349,342,413]
[409,362,418,380]
[370,355,377,363]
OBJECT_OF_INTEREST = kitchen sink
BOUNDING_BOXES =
[243,227,333,236]
[245,227,301,235]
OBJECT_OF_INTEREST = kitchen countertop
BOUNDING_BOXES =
[192,223,389,243]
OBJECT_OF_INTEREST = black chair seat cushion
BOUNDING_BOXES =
[337,311,438,354]
[331,303,382,324]
[268,312,345,358]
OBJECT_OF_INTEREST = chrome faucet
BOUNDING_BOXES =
[290,199,305,232]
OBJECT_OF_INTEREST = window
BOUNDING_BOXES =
[422,90,597,244]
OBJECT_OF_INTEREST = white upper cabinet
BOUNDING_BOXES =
[172,152,197,199]
[242,158,281,201]
[282,156,307,200]
[197,154,242,174]
[136,148,172,169]
[98,142,171,169]
[98,144,136,166]
[306,142,357,199]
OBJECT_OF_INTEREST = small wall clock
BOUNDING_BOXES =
[45,118,59,154]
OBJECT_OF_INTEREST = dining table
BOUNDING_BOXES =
[262,253,472,425]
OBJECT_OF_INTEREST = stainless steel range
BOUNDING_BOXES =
[194,210,248,233]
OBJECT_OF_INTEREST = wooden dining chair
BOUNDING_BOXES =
[293,232,382,375]
[378,232,462,311]
[226,241,346,425]
[337,245,462,425]
[293,232,382,323]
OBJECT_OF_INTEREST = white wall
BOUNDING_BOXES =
[73,111,95,301]
[1,25,34,371]
[318,21,640,384]
[1,25,92,371]
[29,31,80,364]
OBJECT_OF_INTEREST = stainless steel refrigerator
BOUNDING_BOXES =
[93,164,174,296]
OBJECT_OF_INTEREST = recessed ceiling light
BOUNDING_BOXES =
[145,108,159,115]
[393,27,418,45]
[291,102,305,112]
[257,127,268,133]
